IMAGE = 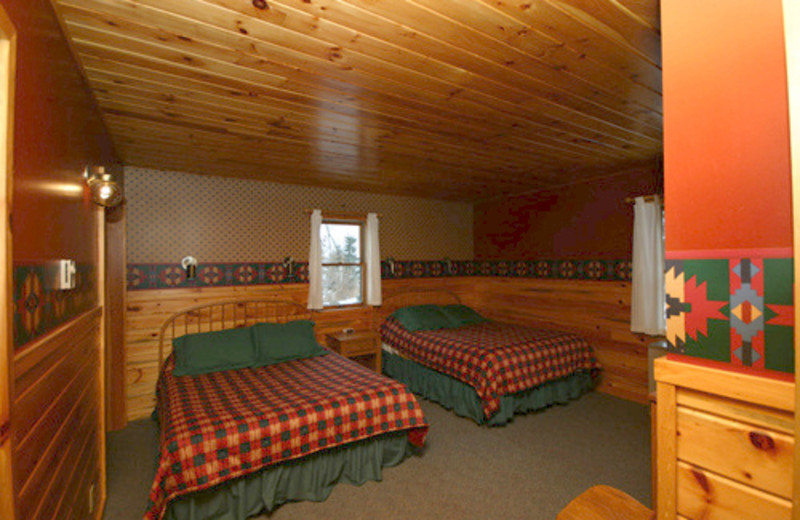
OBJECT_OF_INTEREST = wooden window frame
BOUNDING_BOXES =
[320,216,366,309]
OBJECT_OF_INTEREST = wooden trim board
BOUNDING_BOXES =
[0,4,15,519]
[654,357,794,413]
[782,0,800,517]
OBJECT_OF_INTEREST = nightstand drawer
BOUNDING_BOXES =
[325,331,381,372]
[334,336,375,356]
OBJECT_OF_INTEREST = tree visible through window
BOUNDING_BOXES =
[320,220,363,306]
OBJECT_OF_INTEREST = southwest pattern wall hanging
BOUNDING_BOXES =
[665,256,793,373]
[126,258,633,291]
[13,263,97,349]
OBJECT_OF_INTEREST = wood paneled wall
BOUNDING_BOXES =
[126,277,646,421]
[3,0,119,516]
[474,278,649,403]
[12,309,103,519]
[0,3,15,518]
[105,204,127,431]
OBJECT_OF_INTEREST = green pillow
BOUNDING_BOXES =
[172,326,257,376]
[440,304,487,328]
[391,304,453,331]
[252,320,326,365]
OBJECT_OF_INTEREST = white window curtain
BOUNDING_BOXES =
[307,209,323,310]
[365,212,381,306]
[631,196,666,335]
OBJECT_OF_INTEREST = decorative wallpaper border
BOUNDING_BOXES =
[13,263,97,349]
[126,259,633,291]
[665,256,793,373]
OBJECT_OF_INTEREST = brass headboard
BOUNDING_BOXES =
[158,298,313,371]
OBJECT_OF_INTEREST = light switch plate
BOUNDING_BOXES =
[56,259,77,290]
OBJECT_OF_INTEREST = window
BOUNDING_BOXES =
[308,210,380,310]
[320,219,364,306]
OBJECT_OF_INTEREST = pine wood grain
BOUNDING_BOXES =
[656,380,677,520]
[655,357,794,413]
[677,407,794,498]
[677,388,794,435]
[124,276,647,420]
[655,358,796,520]
[48,0,662,202]
[677,462,791,520]
[105,196,127,431]
[12,309,103,520]
[782,2,800,518]
[557,484,653,520]
[0,3,13,518]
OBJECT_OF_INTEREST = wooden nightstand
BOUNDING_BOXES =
[325,330,381,373]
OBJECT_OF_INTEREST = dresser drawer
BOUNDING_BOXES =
[677,462,791,520]
[654,357,795,520]
[677,407,793,498]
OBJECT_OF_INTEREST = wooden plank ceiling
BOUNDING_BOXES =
[50,0,662,201]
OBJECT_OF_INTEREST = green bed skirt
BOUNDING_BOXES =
[163,430,414,520]
[382,350,595,426]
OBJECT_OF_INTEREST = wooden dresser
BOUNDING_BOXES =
[654,357,795,520]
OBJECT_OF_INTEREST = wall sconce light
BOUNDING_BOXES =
[443,257,455,275]
[181,256,198,280]
[385,257,396,276]
[282,256,294,275]
[84,166,123,208]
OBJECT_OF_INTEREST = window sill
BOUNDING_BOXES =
[320,303,370,312]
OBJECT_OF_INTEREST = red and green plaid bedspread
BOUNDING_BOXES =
[380,317,598,419]
[145,351,428,520]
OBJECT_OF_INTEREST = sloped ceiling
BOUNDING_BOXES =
[50,0,661,201]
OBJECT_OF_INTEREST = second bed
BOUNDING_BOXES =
[379,290,599,426]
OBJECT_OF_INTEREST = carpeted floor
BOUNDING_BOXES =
[105,392,651,520]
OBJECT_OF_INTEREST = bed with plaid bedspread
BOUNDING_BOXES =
[145,351,428,520]
[380,317,598,420]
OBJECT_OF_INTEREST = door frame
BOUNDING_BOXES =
[0,5,16,520]
[783,0,800,517]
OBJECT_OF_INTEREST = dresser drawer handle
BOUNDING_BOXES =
[749,431,775,451]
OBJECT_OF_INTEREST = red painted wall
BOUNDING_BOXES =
[662,0,791,253]
[474,168,661,260]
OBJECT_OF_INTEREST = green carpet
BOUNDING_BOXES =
[105,392,651,520]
